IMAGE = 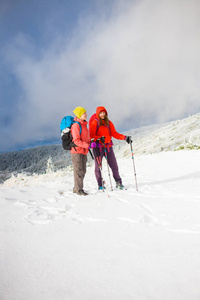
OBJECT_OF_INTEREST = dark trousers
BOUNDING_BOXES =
[93,146,122,187]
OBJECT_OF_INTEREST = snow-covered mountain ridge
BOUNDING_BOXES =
[122,112,200,155]
[0,145,70,183]
[0,112,200,183]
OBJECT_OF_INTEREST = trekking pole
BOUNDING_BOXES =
[130,141,138,191]
[102,138,113,191]
[89,149,94,160]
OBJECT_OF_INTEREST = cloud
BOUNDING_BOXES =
[1,0,200,151]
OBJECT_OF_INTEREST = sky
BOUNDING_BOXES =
[0,0,200,152]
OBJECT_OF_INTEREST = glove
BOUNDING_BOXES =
[125,136,132,144]
[100,136,105,143]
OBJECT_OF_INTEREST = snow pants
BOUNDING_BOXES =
[71,153,87,192]
[93,146,122,187]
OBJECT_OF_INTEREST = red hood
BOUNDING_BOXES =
[96,106,108,119]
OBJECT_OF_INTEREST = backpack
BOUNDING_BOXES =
[60,116,82,150]
[89,113,98,132]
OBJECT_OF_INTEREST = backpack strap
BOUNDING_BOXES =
[93,118,111,141]
[74,121,82,135]
[97,119,111,136]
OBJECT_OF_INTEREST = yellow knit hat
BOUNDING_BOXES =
[73,106,86,118]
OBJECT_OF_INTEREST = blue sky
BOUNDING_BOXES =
[0,0,200,152]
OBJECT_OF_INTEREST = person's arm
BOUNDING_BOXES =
[109,121,126,140]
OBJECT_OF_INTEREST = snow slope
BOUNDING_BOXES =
[121,112,200,155]
[1,114,200,300]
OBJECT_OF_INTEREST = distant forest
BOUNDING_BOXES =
[0,145,72,182]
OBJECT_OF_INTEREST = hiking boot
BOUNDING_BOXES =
[79,189,88,196]
[73,188,88,196]
[98,186,106,191]
[116,182,125,190]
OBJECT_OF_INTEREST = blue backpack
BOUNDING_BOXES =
[60,116,82,150]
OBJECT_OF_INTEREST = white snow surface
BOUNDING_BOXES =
[1,115,200,300]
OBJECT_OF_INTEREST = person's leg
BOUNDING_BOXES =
[93,147,104,187]
[106,147,122,184]
[71,153,85,192]
[82,154,87,179]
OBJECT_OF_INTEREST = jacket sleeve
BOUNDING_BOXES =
[90,120,101,141]
[110,121,126,140]
[71,123,89,149]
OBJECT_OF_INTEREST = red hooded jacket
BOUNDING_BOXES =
[90,106,126,145]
